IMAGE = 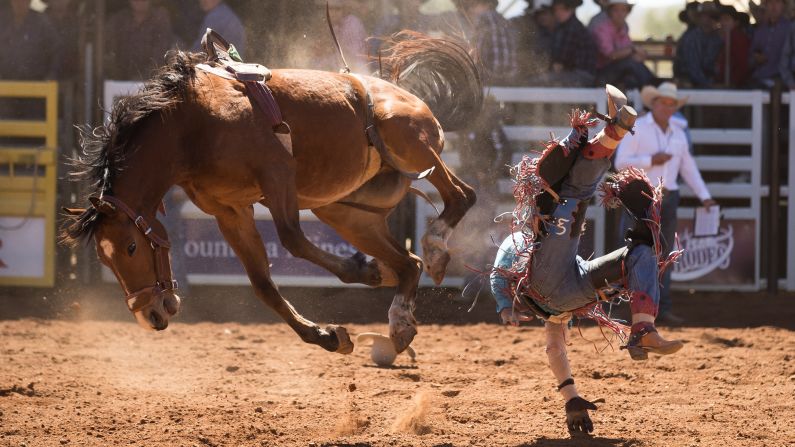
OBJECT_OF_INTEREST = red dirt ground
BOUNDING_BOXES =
[1,315,794,446]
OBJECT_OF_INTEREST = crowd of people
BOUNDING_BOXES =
[2,0,795,90]
[508,0,795,90]
[0,0,245,82]
[308,0,795,92]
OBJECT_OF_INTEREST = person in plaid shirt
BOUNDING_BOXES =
[461,0,519,85]
[531,0,597,86]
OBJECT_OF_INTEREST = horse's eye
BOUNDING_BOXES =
[127,242,136,256]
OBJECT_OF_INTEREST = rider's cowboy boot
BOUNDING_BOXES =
[582,89,638,160]
[537,85,634,186]
[583,84,637,160]
[623,322,683,361]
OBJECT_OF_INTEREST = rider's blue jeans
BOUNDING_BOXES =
[491,155,660,315]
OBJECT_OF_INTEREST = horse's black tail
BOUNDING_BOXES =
[378,31,483,131]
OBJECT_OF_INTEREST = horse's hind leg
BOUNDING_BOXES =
[313,200,423,353]
[214,205,353,354]
[378,117,477,284]
[259,154,381,287]
[420,168,477,284]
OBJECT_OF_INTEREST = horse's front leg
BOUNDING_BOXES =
[259,158,381,286]
[214,205,353,354]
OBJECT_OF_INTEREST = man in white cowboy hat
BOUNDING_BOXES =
[615,81,717,324]
[591,0,655,90]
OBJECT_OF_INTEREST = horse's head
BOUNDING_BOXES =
[64,196,181,330]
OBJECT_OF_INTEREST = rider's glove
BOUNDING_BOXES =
[565,396,600,433]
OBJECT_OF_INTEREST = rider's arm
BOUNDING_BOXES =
[545,320,579,401]
[679,141,712,202]
[490,269,514,315]
[490,233,524,315]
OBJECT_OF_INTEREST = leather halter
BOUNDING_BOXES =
[96,195,178,313]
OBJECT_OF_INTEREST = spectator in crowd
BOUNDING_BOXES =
[0,0,60,81]
[716,4,751,88]
[748,0,791,88]
[373,0,434,38]
[779,14,795,88]
[164,0,204,48]
[462,0,518,85]
[46,0,79,80]
[456,0,515,178]
[531,0,596,86]
[370,0,435,66]
[678,1,701,32]
[192,0,246,58]
[106,0,175,80]
[674,2,723,88]
[749,0,767,26]
[512,0,555,81]
[615,82,717,325]
[316,0,369,73]
[587,0,610,31]
[591,0,655,90]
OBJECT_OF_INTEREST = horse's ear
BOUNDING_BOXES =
[62,207,86,216]
[89,196,117,215]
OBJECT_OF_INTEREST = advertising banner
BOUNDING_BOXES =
[671,218,755,287]
[180,217,359,286]
[0,217,46,279]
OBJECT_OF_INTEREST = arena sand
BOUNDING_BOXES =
[1,320,794,446]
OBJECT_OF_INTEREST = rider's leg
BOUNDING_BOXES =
[624,244,683,360]
[594,166,686,360]
[586,242,683,360]
[530,109,635,309]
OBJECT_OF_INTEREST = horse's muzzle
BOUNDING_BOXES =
[149,311,168,331]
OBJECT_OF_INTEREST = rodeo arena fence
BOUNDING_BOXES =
[1,79,794,292]
[0,81,59,287]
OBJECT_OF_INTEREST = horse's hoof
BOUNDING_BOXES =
[421,220,452,285]
[425,250,450,285]
[328,325,354,354]
[388,304,417,353]
[390,324,417,354]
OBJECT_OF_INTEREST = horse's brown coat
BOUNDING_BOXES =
[64,37,481,354]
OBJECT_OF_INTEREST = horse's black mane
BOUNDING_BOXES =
[62,50,204,245]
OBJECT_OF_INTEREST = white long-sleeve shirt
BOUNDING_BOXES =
[614,113,712,202]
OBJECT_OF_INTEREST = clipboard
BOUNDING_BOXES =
[694,205,720,237]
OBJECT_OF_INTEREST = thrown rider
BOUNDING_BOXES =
[489,85,683,434]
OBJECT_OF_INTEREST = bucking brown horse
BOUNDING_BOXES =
[62,32,482,354]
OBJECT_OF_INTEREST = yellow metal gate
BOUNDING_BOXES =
[0,81,58,287]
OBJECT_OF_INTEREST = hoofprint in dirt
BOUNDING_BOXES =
[1,321,793,447]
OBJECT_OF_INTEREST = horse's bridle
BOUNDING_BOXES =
[95,195,178,312]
